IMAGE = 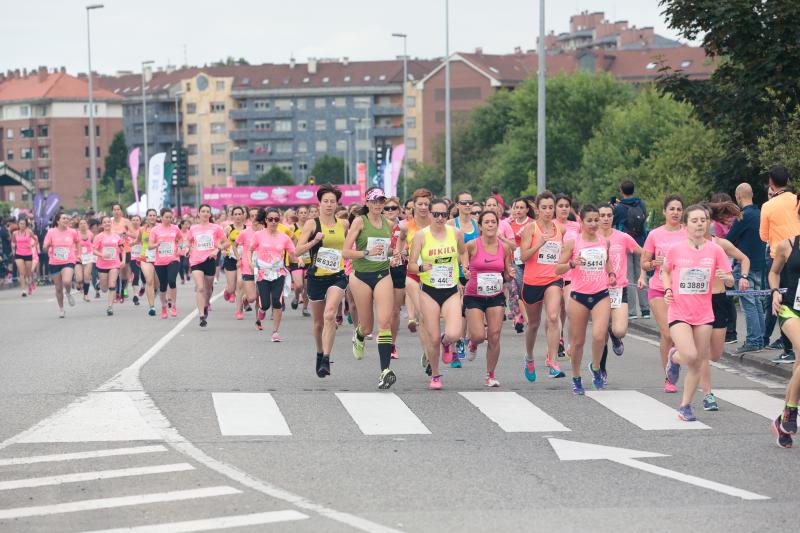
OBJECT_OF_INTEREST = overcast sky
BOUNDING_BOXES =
[2,1,691,75]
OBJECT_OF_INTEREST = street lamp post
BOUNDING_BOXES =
[140,60,154,186]
[343,130,351,184]
[85,3,104,212]
[173,91,183,212]
[392,32,408,200]
[537,0,546,193]
[444,0,452,199]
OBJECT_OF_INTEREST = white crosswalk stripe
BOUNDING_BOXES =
[82,510,310,532]
[586,390,710,430]
[0,463,194,491]
[212,393,291,436]
[713,389,785,419]
[336,392,431,435]
[459,392,570,432]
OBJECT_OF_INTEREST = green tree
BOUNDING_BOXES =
[309,155,346,184]
[102,131,128,184]
[752,94,800,182]
[83,168,145,212]
[405,161,445,197]
[257,166,294,186]
[217,56,250,66]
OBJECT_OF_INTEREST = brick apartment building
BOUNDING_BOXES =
[0,67,123,208]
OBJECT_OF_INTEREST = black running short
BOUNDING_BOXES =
[190,257,217,277]
[390,264,407,289]
[223,256,238,272]
[307,272,348,302]
[522,279,563,305]
[463,293,506,313]
[711,292,727,329]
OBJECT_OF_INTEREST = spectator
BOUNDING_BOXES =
[613,179,650,319]
[0,217,11,283]
[760,164,800,363]
[490,187,506,212]
[726,183,766,353]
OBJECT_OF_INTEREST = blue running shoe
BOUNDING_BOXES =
[665,347,680,386]
[589,363,604,390]
[677,404,696,422]
[450,359,462,369]
[572,377,585,395]
[600,369,608,385]
[524,359,537,382]
[702,393,719,411]
[773,416,793,449]
[455,339,466,360]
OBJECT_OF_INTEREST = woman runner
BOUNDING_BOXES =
[187,204,227,327]
[137,209,159,316]
[234,209,261,320]
[509,198,534,333]
[343,187,397,389]
[555,194,581,357]
[384,196,406,360]
[223,206,246,304]
[43,213,79,317]
[663,205,732,421]
[178,219,191,284]
[129,215,143,305]
[290,206,311,316]
[110,203,132,303]
[11,218,37,298]
[92,216,123,316]
[149,208,183,318]
[76,219,94,302]
[449,190,480,365]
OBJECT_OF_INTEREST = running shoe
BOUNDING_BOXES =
[390,346,399,359]
[95,290,101,299]
[132,295,139,305]
[557,337,566,358]
[702,393,719,411]
[271,332,281,342]
[572,377,585,395]
[663,378,678,394]
[291,298,299,310]
[170,305,177,318]
[106,307,113,316]
[255,320,263,331]
[665,347,680,387]
[455,339,466,360]
[641,310,651,319]
[302,309,311,317]
[514,317,524,334]
[408,319,418,333]
[366,333,373,340]
[223,290,231,302]
[440,335,453,364]
[781,406,798,435]
[161,306,168,319]
[347,313,353,324]
[336,314,343,326]
[773,416,793,448]
[589,363,605,390]
[545,356,565,378]
[600,369,608,385]
[467,340,478,361]
[58,309,65,318]
[772,351,796,364]
[609,328,624,356]
[148,306,156,317]
[378,368,397,389]
[677,404,696,422]
[245,304,253,312]
[450,359,462,369]
[257,309,266,322]
[524,359,537,382]
[352,332,365,360]
[66,292,75,307]
[83,294,90,302]
[485,374,500,388]
[317,356,331,378]
[429,375,443,390]
[767,338,785,350]
[234,310,243,320]
[138,287,145,297]
[199,317,207,327]
[21,292,27,298]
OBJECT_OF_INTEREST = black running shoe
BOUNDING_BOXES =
[199,317,207,327]
[557,338,566,358]
[317,356,330,377]
[132,295,140,306]
[781,407,798,435]
[773,416,793,449]
[425,363,432,376]
[291,299,299,310]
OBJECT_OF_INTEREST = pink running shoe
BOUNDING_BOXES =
[467,340,478,361]
[664,378,678,394]
[235,310,244,320]
[257,309,266,321]
[390,346,399,359]
[440,335,453,364]
[271,332,281,342]
[223,290,231,302]
[170,305,177,318]
[429,375,443,390]
[161,306,168,319]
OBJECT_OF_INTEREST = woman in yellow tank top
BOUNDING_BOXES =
[409,198,468,390]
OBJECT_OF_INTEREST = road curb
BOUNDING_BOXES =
[627,320,792,381]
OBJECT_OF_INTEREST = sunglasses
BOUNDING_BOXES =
[458,200,473,206]
[431,211,448,219]
[383,205,399,212]
[471,211,481,216]
[266,217,280,223]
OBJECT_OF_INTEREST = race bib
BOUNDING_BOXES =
[365,237,391,262]
[513,247,522,265]
[537,241,561,265]
[53,246,69,262]
[131,244,142,256]
[609,287,623,309]
[145,248,156,263]
[257,258,283,281]
[678,267,711,295]
[299,251,311,264]
[477,272,503,296]
[794,283,800,311]
[157,241,175,257]
[315,247,342,272]
[196,234,214,251]
[429,264,455,289]
[579,248,606,272]
[102,246,117,260]
[81,253,95,264]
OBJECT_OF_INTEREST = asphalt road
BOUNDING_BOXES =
[0,280,793,532]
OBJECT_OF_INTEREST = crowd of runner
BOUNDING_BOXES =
[4,173,800,450]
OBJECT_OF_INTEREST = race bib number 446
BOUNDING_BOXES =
[430,264,455,289]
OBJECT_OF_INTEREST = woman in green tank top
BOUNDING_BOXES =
[343,187,398,390]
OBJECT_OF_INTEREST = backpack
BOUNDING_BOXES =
[625,201,646,239]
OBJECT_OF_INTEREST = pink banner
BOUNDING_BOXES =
[356,163,367,198]
[388,144,405,197]
[128,148,140,207]
[202,185,362,208]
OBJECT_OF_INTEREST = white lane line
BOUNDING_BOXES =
[0,445,167,467]
[0,486,240,520]
[586,390,710,430]
[18,392,162,443]
[81,510,309,533]
[212,393,291,436]
[459,392,570,432]
[336,393,430,435]
[714,389,785,419]
[0,463,194,491]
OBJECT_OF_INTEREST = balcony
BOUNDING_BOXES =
[373,105,403,116]
[229,109,293,120]
[373,126,404,138]
[229,129,294,141]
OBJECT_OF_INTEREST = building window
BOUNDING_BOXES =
[236,100,247,109]
[187,144,198,155]
[275,141,292,153]
[377,95,392,106]
[38,146,49,159]
[379,118,392,127]
[253,100,271,110]
[274,120,292,132]
[19,105,30,117]
[216,80,225,90]
[97,146,101,157]
[274,99,292,111]
[299,162,308,171]
[20,128,34,138]
[6,128,12,138]
[133,124,143,135]
[96,125,100,137]
[314,119,327,131]
[354,96,370,108]
[253,120,272,131]
[38,125,48,137]
[278,162,293,172]
[407,137,417,149]
[36,105,47,117]
[6,149,13,160]
[211,143,226,154]
[212,163,227,175]
[334,97,346,107]
[315,140,327,152]
[296,98,306,110]
[315,98,326,109]
[335,118,347,130]
[210,102,225,113]
[188,164,198,176]
[8,191,15,202]
[85,146,90,157]
[21,148,33,160]
[336,140,347,151]
[84,125,90,136]
[297,141,307,153]
[40,168,50,180]
[253,142,271,154]
[254,163,268,173]
[187,103,197,114]
[210,122,226,134]
[406,96,416,107]
[406,117,416,129]
[297,120,307,131]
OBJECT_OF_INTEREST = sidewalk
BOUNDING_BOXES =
[626,308,793,380]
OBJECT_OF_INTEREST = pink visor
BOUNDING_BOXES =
[366,188,387,201]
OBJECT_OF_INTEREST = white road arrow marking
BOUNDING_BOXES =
[547,438,769,501]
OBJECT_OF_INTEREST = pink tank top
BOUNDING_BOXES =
[465,238,505,297]
[14,231,33,256]
[570,233,609,295]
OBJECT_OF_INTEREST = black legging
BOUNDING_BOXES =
[131,260,141,286]
[155,261,179,293]
[257,275,285,310]
[179,255,190,281]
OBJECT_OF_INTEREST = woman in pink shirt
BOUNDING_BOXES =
[641,194,687,393]
[188,204,226,327]
[92,216,123,316]
[76,218,95,302]
[234,210,261,320]
[178,219,191,285]
[149,208,182,319]
[11,217,38,298]
[42,213,79,317]
[663,205,733,422]
[249,208,296,341]
[556,204,616,395]
[555,194,581,357]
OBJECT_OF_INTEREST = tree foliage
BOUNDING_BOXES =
[102,131,128,185]
[256,166,294,186]
[309,155,346,184]
[83,168,144,213]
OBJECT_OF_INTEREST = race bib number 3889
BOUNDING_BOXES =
[678,267,711,295]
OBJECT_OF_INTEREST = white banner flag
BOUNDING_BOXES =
[147,152,166,211]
